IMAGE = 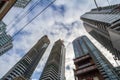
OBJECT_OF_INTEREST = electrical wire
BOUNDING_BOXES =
[7,0,41,32]
[12,0,56,39]
[6,0,33,27]
[7,0,44,33]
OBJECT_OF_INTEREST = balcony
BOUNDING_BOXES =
[77,63,94,70]
[74,54,91,63]
[74,65,97,76]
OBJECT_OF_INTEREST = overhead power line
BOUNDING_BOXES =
[12,0,56,39]
[6,0,33,27]
[7,0,44,33]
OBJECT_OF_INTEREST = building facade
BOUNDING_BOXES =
[81,4,120,60]
[73,54,104,80]
[39,39,66,80]
[114,66,120,76]
[0,0,16,20]
[0,21,13,56]
[1,35,50,80]
[73,36,120,80]
[14,0,31,8]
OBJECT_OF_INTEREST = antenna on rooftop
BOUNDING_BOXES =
[94,0,100,10]
[107,0,111,6]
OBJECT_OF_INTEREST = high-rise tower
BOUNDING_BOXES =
[73,36,120,80]
[0,21,13,56]
[81,4,120,60]
[39,39,66,80]
[1,35,50,80]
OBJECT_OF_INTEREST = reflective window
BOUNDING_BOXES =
[83,37,96,52]
[73,42,80,58]
[79,39,89,54]
[73,40,85,58]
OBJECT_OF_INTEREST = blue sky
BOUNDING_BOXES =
[0,0,120,80]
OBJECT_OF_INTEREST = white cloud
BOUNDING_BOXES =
[0,0,120,80]
[0,52,21,77]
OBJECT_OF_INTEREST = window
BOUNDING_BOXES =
[73,42,80,58]
[42,43,48,48]
[83,37,96,52]
[79,39,89,54]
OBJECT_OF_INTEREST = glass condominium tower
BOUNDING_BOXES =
[0,21,13,56]
[81,4,120,60]
[39,39,66,80]
[73,36,120,80]
[1,35,50,80]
